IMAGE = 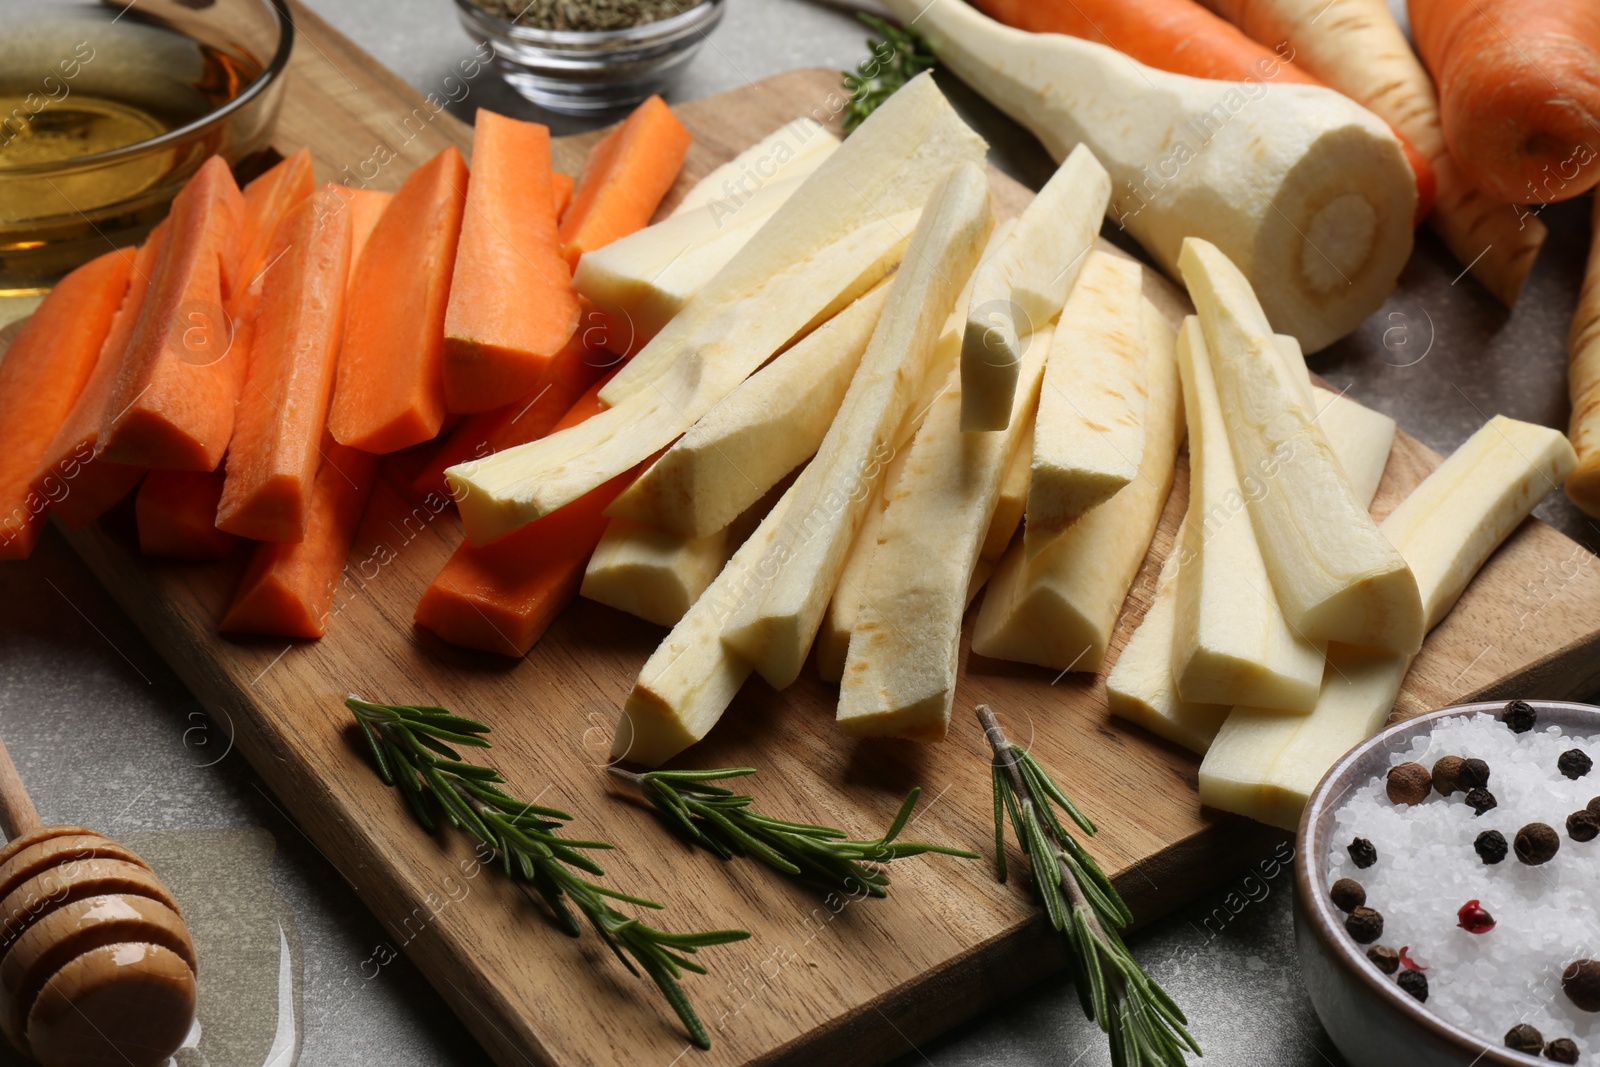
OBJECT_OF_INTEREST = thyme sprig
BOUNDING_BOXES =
[978,705,1200,1067]
[611,766,978,896]
[841,14,937,133]
[348,697,749,1050]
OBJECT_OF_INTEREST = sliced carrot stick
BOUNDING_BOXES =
[413,369,632,655]
[558,95,692,268]
[237,149,316,295]
[413,332,612,498]
[135,469,237,559]
[444,110,580,413]
[328,147,468,453]
[220,443,379,638]
[98,155,247,471]
[0,248,135,559]
[32,228,169,529]
[552,172,574,218]
[217,185,354,542]
[344,188,393,271]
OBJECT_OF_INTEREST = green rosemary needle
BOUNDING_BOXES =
[841,14,938,133]
[610,766,978,896]
[347,697,749,1050]
[978,705,1201,1067]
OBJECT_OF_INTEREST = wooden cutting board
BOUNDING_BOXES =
[35,6,1600,1066]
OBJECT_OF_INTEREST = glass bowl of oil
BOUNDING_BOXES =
[0,0,293,293]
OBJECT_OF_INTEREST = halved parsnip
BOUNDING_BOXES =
[581,520,733,627]
[1108,386,1395,752]
[1179,236,1424,653]
[1172,316,1323,712]
[960,144,1109,430]
[1025,251,1147,548]
[837,326,1049,741]
[605,281,888,538]
[972,300,1179,673]
[721,163,994,689]
[670,117,837,216]
[1199,415,1578,829]
[449,208,917,544]
[601,73,988,406]
[981,422,1030,561]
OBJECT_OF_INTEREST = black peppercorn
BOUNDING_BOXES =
[1348,837,1377,869]
[1475,829,1509,864]
[1346,906,1384,944]
[1367,945,1399,975]
[1563,959,1600,1012]
[1502,699,1537,732]
[1516,823,1560,865]
[1568,810,1600,843]
[1330,878,1366,912]
[1397,969,1428,1001]
[1558,749,1594,780]
[1432,755,1466,796]
[1506,1023,1545,1054]
[1589,796,1600,817]
[1465,787,1498,816]
[1545,1038,1579,1064]
[1387,762,1432,804]
[1459,758,1492,789]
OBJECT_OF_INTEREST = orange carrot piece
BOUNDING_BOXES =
[98,155,246,471]
[1409,0,1600,203]
[135,469,237,560]
[328,147,468,453]
[557,95,692,267]
[973,0,1437,220]
[237,149,316,294]
[220,443,379,638]
[413,332,612,499]
[444,110,580,413]
[552,171,574,218]
[0,249,135,559]
[413,370,631,655]
[217,186,354,542]
[344,188,394,271]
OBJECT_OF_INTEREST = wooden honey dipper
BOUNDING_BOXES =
[0,733,196,1067]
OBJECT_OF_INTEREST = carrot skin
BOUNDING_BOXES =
[0,249,135,559]
[328,147,469,453]
[558,95,692,267]
[218,186,354,542]
[135,469,237,560]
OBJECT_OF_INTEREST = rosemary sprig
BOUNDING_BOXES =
[841,14,938,134]
[978,705,1200,1067]
[610,766,978,896]
[348,697,750,1050]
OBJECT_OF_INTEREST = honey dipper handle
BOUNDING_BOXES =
[0,735,42,839]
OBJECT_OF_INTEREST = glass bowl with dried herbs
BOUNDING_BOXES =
[455,0,723,114]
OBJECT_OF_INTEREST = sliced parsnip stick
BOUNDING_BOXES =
[1311,387,1396,506]
[960,144,1109,430]
[669,117,837,216]
[721,164,994,689]
[972,300,1179,673]
[1179,237,1423,653]
[1172,316,1323,711]
[981,421,1030,562]
[1568,198,1600,517]
[605,281,888,538]
[1199,416,1577,829]
[837,326,1051,741]
[1025,251,1147,548]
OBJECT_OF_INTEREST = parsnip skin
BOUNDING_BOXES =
[1568,197,1600,517]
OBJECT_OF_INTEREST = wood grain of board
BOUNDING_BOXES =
[26,8,1600,1067]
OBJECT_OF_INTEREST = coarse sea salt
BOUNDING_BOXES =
[1325,712,1600,1058]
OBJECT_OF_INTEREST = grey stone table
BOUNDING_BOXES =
[3,0,1596,1065]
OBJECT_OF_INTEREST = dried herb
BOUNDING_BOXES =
[841,14,937,134]
[469,0,706,31]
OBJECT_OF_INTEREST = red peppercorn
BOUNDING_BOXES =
[1457,900,1496,934]
[1399,946,1428,971]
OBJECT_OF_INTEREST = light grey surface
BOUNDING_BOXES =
[3,0,1597,1065]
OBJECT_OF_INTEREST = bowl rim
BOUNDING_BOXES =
[453,0,723,46]
[2,0,295,178]
[1295,698,1600,1067]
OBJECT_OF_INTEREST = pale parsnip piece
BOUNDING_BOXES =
[1271,333,1316,410]
[981,421,1030,562]
[837,326,1050,741]
[448,208,917,544]
[721,164,994,689]
[1311,386,1396,506]
[670,117,837,216]
[605,281,888,538]
[601,73,988,406]
[972,301,1179,673]
[1172,316,1323,711]
[960,144,1109,430]
[1199,416,1578,829]
[580,520,733,627]
[1026,251,1147,548]
[1179,237,1423,653]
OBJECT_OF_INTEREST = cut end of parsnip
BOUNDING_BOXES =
[581,519,730,628]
